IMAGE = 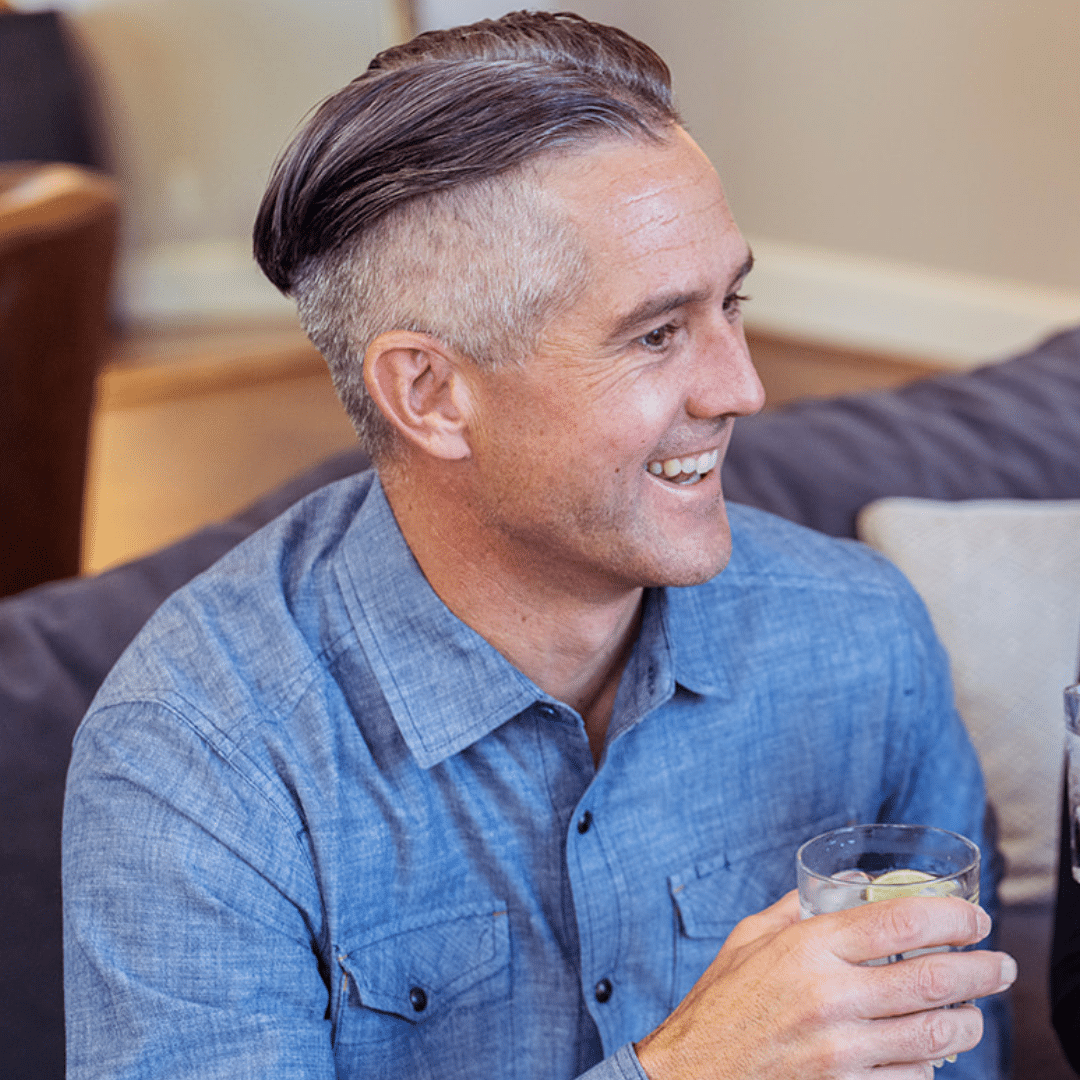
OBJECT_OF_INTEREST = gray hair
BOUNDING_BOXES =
[253,11,680,459]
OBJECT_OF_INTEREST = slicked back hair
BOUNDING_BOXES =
[253,11,681,460]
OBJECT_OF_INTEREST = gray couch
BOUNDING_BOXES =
[3,327,1078,1078]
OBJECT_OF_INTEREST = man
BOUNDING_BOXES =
[63,12,1014,1079]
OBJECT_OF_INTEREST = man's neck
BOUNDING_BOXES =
[384,471,644,765]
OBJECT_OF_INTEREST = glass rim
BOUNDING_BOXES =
[796,823,980,888]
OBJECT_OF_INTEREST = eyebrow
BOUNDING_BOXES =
[604,248,755,343]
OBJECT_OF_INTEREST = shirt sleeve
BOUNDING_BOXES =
[63,699,337,1080]
[577,1042,651,1080]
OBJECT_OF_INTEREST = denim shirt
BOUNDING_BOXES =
[63,472,1003,1079]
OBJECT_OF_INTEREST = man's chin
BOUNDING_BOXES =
[639,534,733,590]
[651,555,731,589]
[646,503,733,588]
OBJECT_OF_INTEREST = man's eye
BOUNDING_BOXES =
[723,291,750,317]
[639,323,677,350]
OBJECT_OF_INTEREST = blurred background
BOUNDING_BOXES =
[5,0,1079,575]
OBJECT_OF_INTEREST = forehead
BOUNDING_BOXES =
[535,129,745,320]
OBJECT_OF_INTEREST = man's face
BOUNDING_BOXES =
[460,128,765,600]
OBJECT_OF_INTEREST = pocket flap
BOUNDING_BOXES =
[339,901,510,1022]
[670,814,853,939]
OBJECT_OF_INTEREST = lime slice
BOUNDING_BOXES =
[866,868,959,901]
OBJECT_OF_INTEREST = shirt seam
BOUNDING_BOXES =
[82,694,321,878]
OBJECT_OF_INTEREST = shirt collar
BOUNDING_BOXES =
[664,577,736,701]
[334,473,734,767]
[335,475,543,768]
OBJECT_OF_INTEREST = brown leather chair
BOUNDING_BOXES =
[0,163,118,597]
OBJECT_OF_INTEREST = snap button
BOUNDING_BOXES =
[409,986,428,1012]
[577,810,593,834]
[594,977,613,1003]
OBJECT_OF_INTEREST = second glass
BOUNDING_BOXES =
[1064,684,1080,883]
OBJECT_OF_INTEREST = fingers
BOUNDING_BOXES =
[753,999,982,1077]
[637,894,1009,1080]
[873,1001,984,1067]
[842,1002,983,1074]
[798,1002,980,1076]
[827,897,990,965]
[861,947,1017,1018]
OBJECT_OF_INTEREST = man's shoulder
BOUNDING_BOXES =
[667,504,947,708]
[666,503,939,674]
[85,469,380,732]
[722,501,907,597]
[682,502,940,654]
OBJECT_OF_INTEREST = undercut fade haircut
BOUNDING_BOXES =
[253,10,681,460]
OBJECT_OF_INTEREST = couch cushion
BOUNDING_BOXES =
[723,326,1080,538]
[856,497,1080,903]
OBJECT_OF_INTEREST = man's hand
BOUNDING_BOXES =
[634,890,1016,1079]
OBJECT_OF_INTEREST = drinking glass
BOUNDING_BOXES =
[796,823,980,933]
[796,824,980,1069]
[1065,684,1080,883]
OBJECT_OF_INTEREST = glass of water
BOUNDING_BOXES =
[797,823,980,931]
[1065,684,1080,884]
[796,824,981,1069]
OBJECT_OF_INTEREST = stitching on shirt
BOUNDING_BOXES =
[85,694,321,876]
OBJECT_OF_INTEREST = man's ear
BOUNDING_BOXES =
[363,331,474,461]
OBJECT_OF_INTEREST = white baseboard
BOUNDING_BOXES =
[744,237,1080,368]
[118,236,1080,368]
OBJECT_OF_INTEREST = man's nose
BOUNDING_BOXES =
[686,321,766,420]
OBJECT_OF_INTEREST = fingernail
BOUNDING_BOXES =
[996,955,1018,992]
[975,906,992,938]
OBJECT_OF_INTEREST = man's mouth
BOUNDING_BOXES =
[646,448,720,486]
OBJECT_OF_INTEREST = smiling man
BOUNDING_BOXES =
[63,12,1012,1080]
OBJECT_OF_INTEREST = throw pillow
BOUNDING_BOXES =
[857,497,1080,904]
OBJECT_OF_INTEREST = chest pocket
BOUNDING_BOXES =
[667,812,852,1010]
[334,901,512,1080]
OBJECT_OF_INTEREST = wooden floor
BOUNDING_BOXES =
[81,322,944,574]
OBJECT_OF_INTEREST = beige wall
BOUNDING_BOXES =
[577,0,1080,295]
[21,0,1079,352]
[49,0,402,251]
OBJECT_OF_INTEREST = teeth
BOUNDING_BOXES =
[647,448,719,481]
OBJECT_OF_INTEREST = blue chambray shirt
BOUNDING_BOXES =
[63,471,1004,1079]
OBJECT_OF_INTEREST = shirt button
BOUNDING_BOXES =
[577,810,593,834]
[594,977,613,1003]
[409,986,428,1012]
[536,703,558,720]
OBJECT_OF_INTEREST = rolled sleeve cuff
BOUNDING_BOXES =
[579,1042,651,1080]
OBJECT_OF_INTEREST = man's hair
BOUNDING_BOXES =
[253,11,681,459]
